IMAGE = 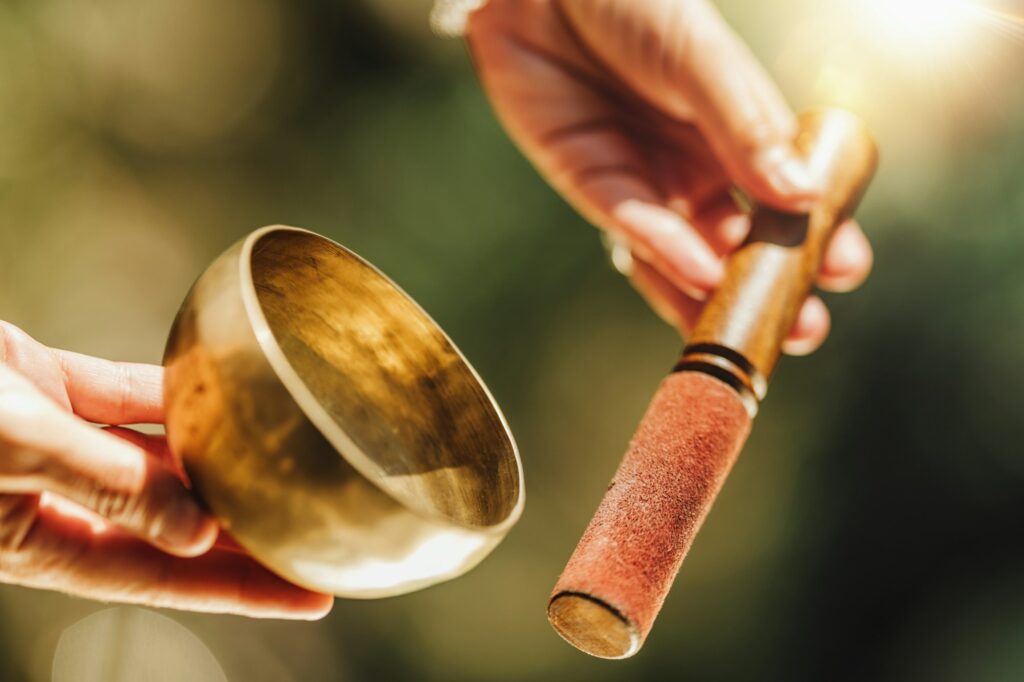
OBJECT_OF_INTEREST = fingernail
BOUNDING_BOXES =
[295,597,334,621]
[156,497,213,552]
[656,219,723,290]
[757,145,819,199]
[654,234,723,300]
[614,201,724,298]
[601,232,636,277]
[781,336,821,357]
[688,241,725,291]
[827,227,860,273]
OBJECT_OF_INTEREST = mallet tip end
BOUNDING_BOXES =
[547,592,640,660]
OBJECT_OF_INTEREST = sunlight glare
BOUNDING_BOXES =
[858,0,981,63]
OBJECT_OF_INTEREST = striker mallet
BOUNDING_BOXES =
[548,108,879,659]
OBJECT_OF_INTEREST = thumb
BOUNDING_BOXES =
[0,364,217,556]
[557,0,818,211]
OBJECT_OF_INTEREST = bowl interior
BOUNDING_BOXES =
[247,229,520,529]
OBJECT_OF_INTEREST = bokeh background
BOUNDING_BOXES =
[1,0,1023,679]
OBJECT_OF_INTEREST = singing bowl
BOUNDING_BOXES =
[163,226,523,598]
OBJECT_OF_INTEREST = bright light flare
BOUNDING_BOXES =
[857,0,982,63]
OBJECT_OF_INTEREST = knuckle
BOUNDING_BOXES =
[0,443,48,484]
[0,322,16,362]
[85,484,137,524]
[0,322,31,367]
[17,536,83,585]
[116,365,134,423]
[0,412,56,486]
[735,116,783,159]
[82,478,161,538]
[0,495,38,579]
[671,6,724,80]
[670,12,701,70]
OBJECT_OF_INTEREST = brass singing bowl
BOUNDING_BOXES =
[163,226,523,598]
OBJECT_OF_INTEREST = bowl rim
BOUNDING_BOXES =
[236,225,525,534]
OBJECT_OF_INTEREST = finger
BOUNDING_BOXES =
[212,530,249,555]
[105,427,181,474]
[629,255,703,333]
[630,251,832,355]
[633,249,835,357]
[468,9,724,299]
[692,191,751,256]
[0,322,72,409]
[0,321,164,425]
[0,505,333,620]
[818,220,873,293]
[0,366,216,556]
[688,30,815,210]
[782,295,831,356]
[613,199,724,299]
[56,350,164,425]
[556,0,817,211]
[40,491,111,533]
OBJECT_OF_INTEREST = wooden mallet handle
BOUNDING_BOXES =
[548,109,878,659]
[680,109,880,413]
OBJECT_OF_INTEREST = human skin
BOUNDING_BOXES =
[0,0,870,618]
[467,0,874,355]
[0,322,333,619]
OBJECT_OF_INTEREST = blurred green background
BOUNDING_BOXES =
[1,0,1023,680]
